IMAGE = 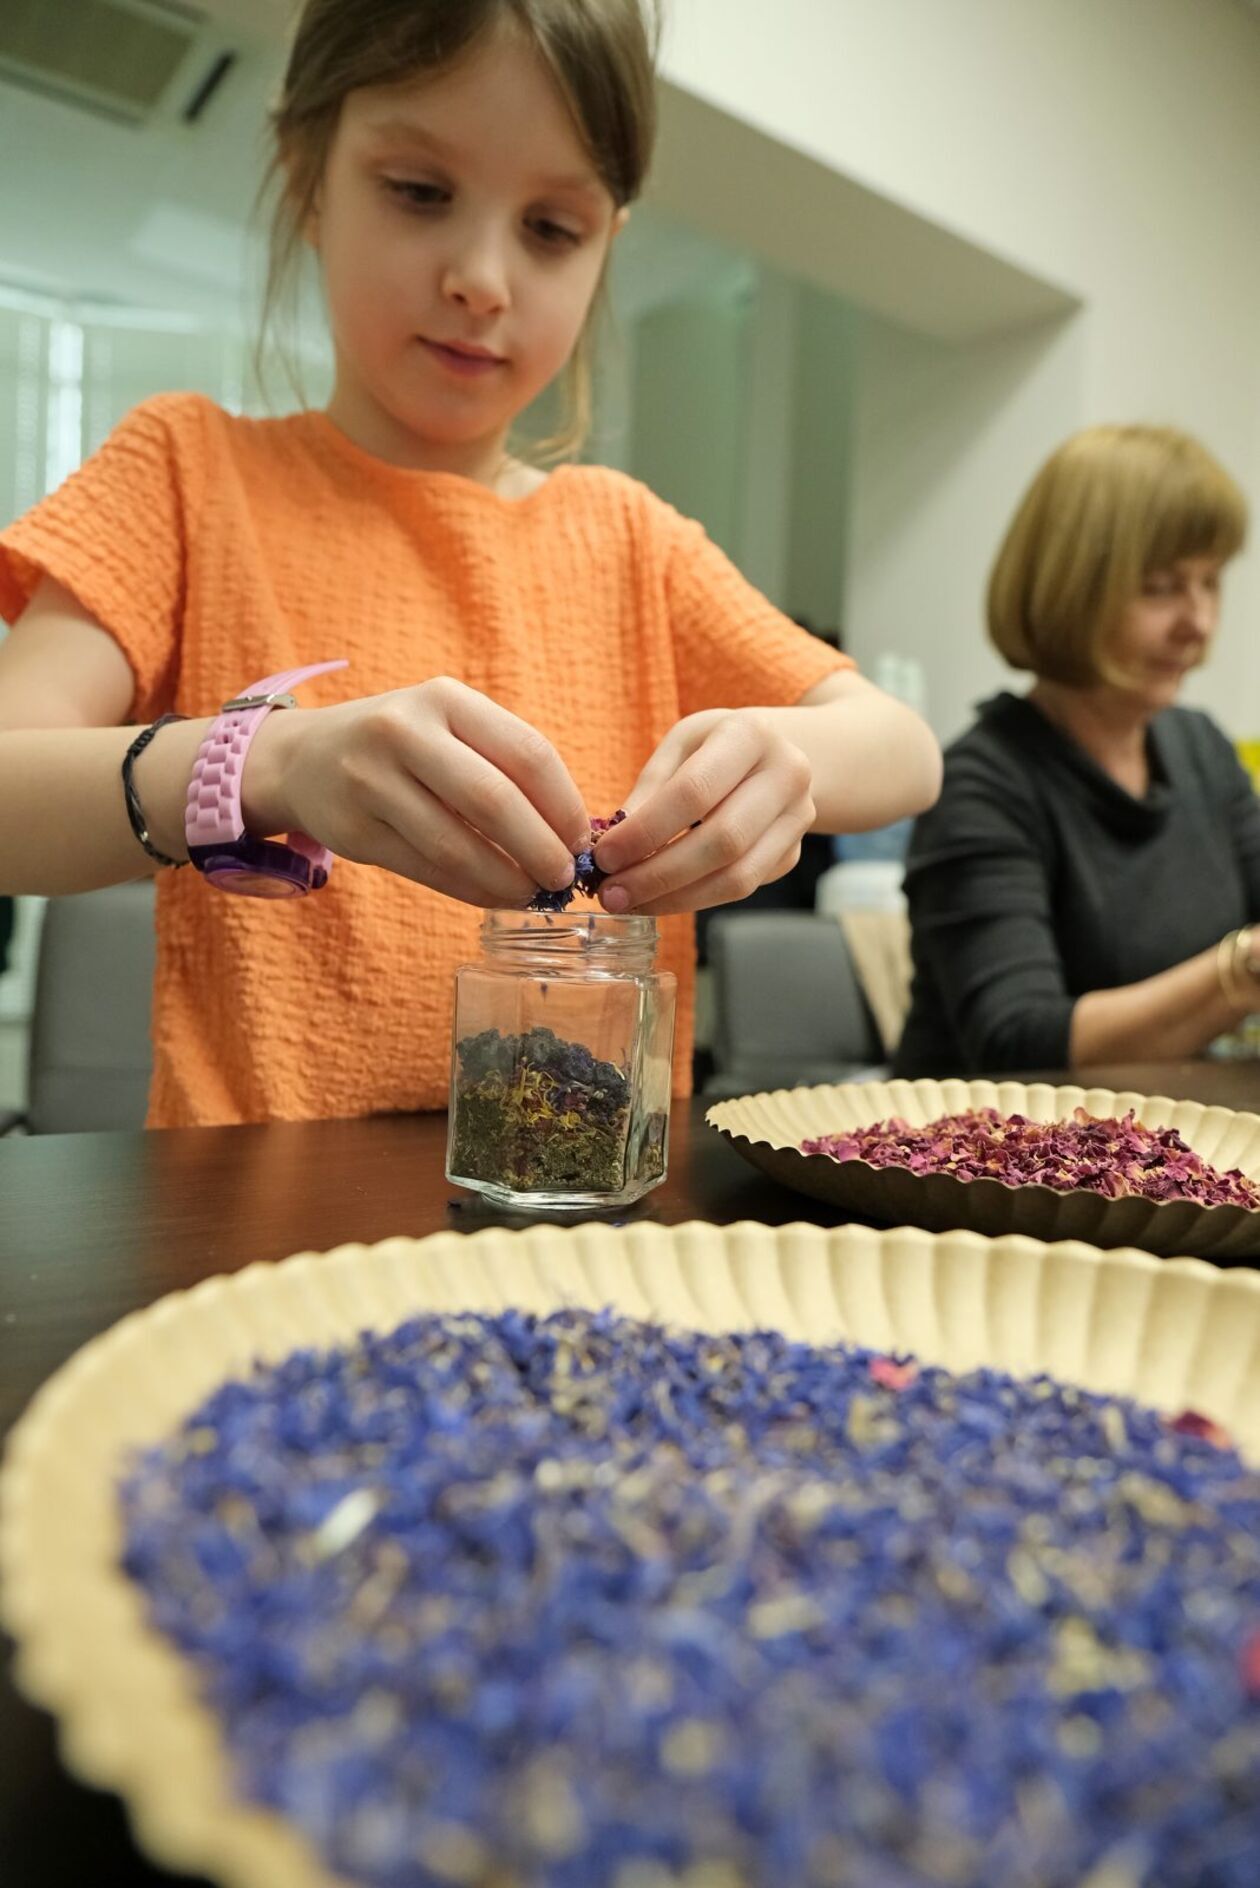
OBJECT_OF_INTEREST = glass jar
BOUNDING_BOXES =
[446,911,677,1211]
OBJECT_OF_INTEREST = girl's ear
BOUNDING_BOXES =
[611,206,631,240]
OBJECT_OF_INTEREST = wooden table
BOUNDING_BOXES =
[2,1062,1257,1886]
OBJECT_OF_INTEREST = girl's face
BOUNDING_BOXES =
[1108,555,1223,713]
[313,26,625,472]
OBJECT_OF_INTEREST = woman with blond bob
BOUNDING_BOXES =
[895,423,1260,1078]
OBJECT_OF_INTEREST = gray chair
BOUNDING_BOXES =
[703,911,886,1099]
[1,880,155,1134]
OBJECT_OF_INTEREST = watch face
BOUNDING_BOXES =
[189,839,316,898]
[205,865,306,899]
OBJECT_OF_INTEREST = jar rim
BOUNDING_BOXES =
[481,909,658,944]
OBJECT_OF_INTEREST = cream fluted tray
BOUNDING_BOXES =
[707,1078,1260,1259]
[5,1218,1260,1888]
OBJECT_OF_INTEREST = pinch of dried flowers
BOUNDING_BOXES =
[529,812,628,913]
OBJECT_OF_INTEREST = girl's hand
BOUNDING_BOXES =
[248,677,589,907]
[590,708,815,915]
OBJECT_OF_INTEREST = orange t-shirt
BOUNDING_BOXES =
[0,395,850,1127]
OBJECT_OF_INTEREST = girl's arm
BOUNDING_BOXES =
[746,669,943,832]
[0,577,210,892]
[0,576,588,903]
[590,670,941,916]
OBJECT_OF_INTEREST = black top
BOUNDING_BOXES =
[894,692,1260,1078]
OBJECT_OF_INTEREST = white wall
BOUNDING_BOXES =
[659,0,1260,740]
[847,311,1086,740]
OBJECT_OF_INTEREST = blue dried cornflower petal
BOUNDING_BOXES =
[527,884,577,913]
[529,812,627,910]
[118,1308,1260,1888]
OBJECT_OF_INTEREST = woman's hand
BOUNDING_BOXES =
[590,708,815,915]
[246,677,589,907]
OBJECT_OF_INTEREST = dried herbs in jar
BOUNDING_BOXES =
[447,913,674,1211]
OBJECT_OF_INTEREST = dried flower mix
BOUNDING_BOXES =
[121,1308,1260,1888]
[448,1026,664,1194]
[802,1106,1260,1210]
[529,812,627,913]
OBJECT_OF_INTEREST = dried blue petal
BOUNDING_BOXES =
[529,812,627,912]
[119,1310,1260,1888]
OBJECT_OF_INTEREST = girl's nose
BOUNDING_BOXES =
[441,241,509,320]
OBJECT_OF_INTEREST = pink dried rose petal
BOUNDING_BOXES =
[800,1107,1260,1211]
[1169,1409,1234,1450]
[1240,1628,1260,1699]
[869,1358,920,1392]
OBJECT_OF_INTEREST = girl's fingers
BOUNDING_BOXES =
[600,772,804,912]
[434,682,591,858]
[415,727,578,894]
[355,773,537,908]
[624,811,808,917]
[615,715,716,820]
[594,715,762,878]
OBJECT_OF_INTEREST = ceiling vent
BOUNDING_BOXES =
[0,0,210,126]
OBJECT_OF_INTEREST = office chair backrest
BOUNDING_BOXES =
[26,880,155,1133]
[705,911,885,1098]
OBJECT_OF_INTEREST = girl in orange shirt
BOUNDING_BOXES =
[0,0,939,1127]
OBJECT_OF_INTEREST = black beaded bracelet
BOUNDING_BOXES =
[121,714,189,869]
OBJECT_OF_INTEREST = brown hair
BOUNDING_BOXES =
[987,424,1248,687]
[260,0,660,456]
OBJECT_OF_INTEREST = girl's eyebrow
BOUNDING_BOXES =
[362,117,453,155]
[362,116,603,198]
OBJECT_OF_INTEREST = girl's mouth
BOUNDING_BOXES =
[420,339,507,378]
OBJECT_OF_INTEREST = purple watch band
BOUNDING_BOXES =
[185,660,348,899]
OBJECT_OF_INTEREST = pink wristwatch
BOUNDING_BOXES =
[185,660,349,898]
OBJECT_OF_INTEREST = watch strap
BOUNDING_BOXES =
[184,659,348,862]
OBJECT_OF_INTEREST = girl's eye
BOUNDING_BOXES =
[528,217,582,249]
[384,179,448,209]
